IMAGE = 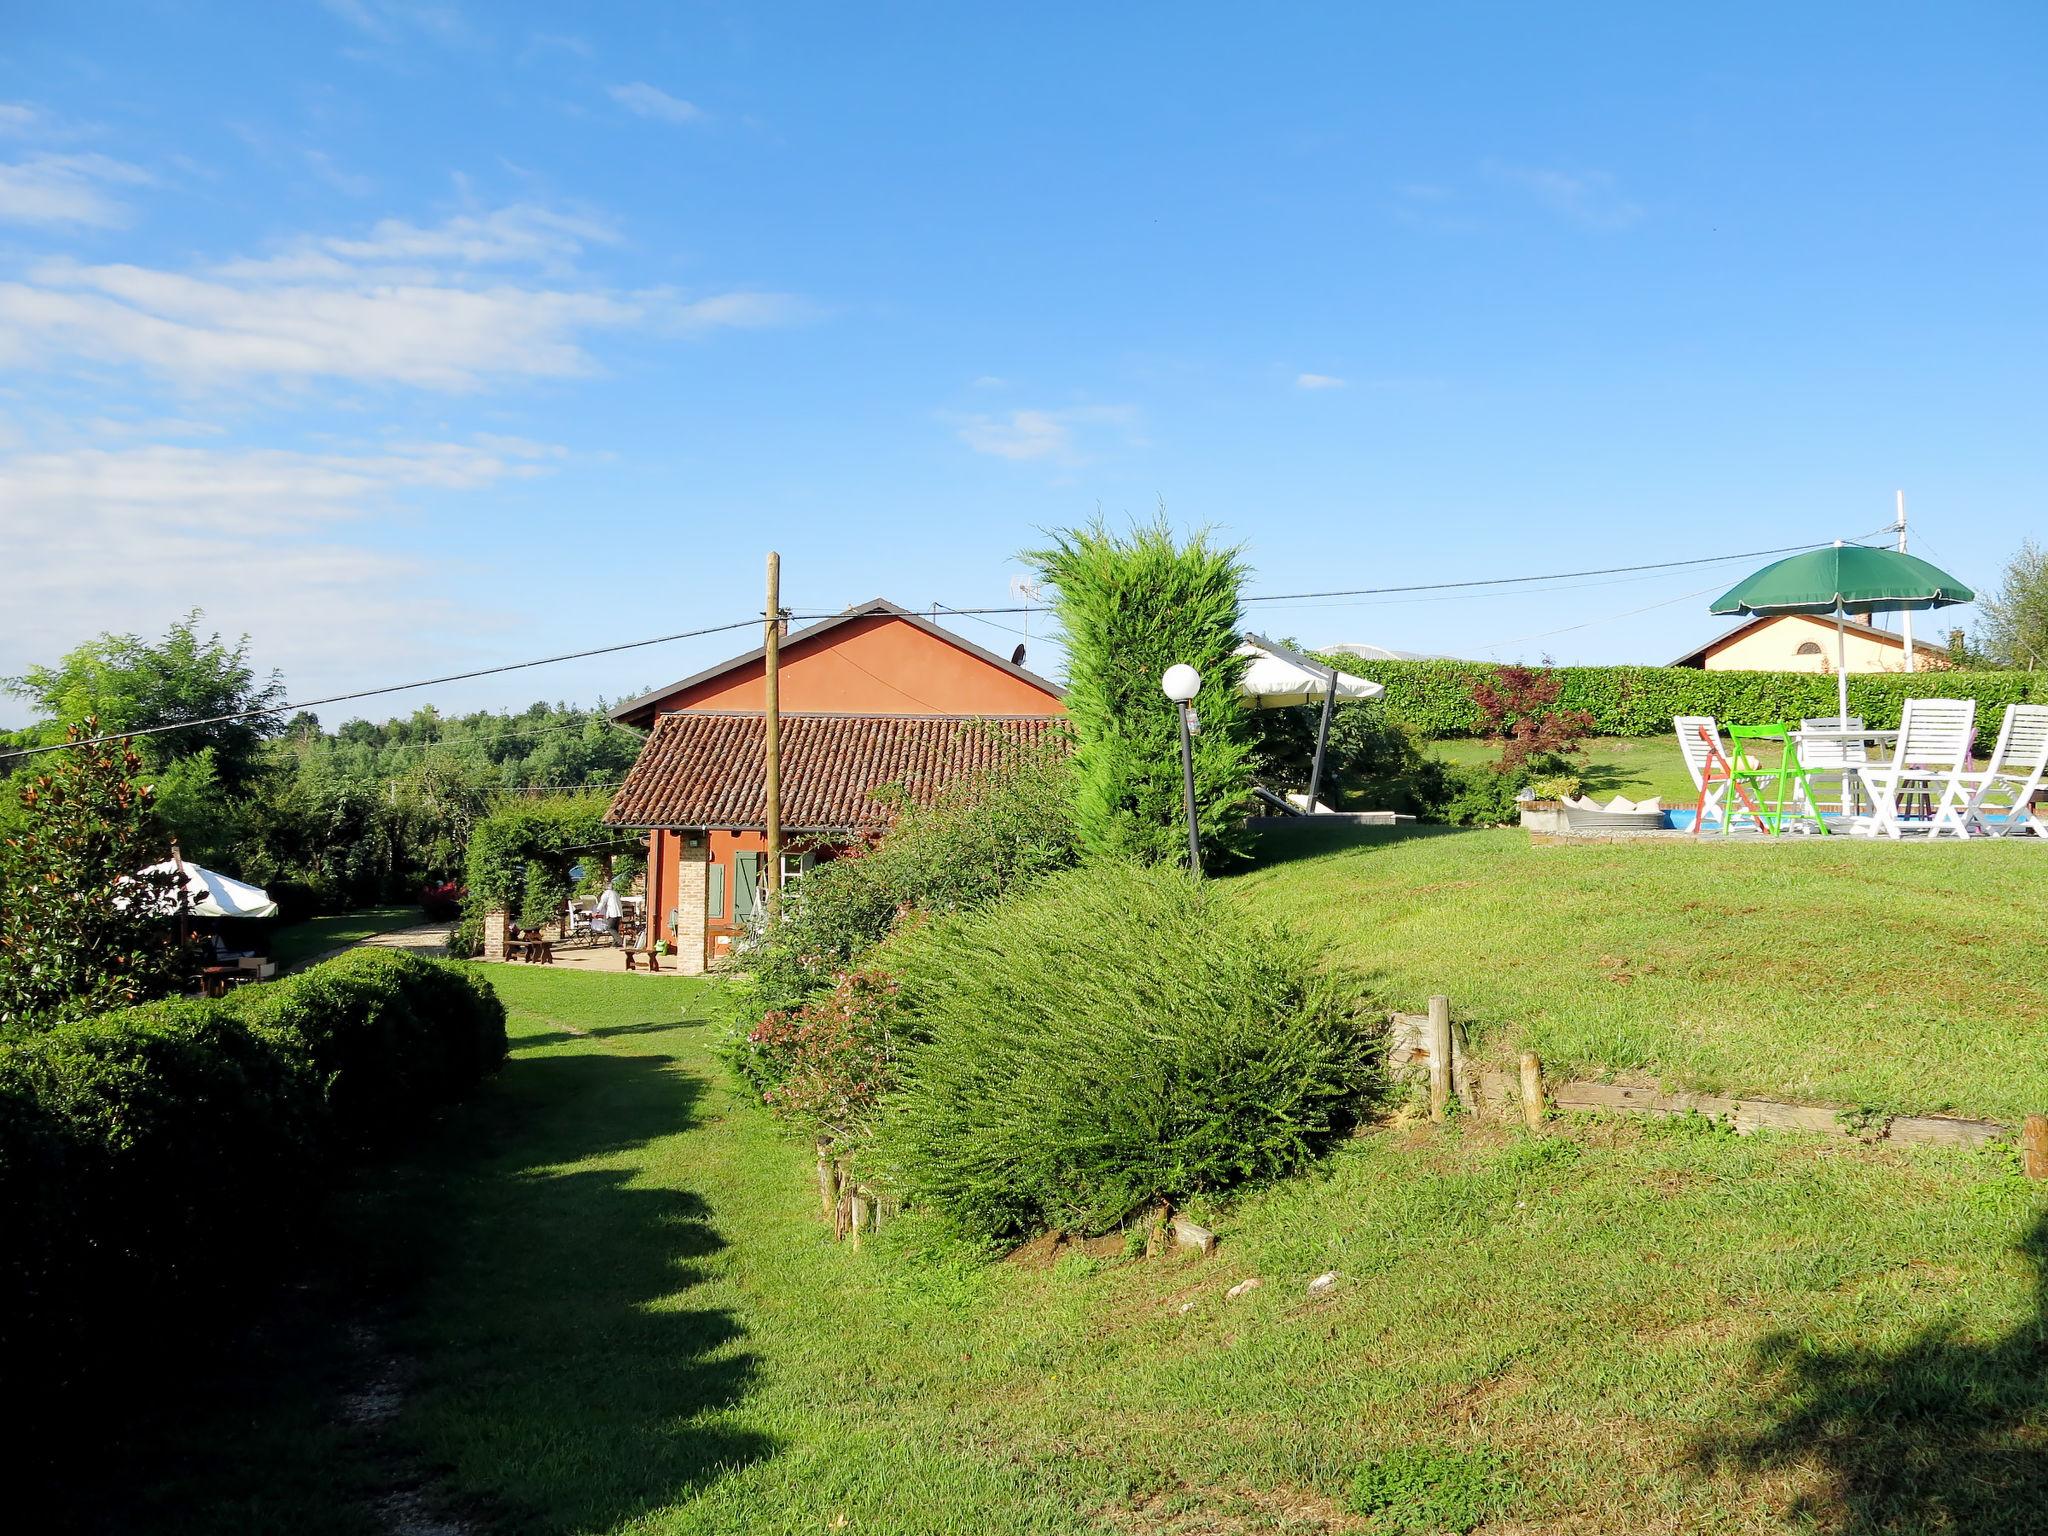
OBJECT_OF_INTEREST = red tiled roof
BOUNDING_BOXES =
[604,711,1066,832]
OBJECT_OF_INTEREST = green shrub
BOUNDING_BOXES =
[737,743,1078,1019]
[739,969,900,1142]
[1247,704,1453,815]
[1028,519,1257,866]
[0,950,504,1398]
[873,864,1377,1243]
[1347,1445,1521,1533]
[228,947,506,1148]
[1319,655,2048,740]
[1433,763,1524,827]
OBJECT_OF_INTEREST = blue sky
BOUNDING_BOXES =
[3,2,2043,726]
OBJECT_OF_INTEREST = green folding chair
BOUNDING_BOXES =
[1720,723,1829,837]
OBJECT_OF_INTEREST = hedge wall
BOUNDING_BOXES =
[1315,655,2048,739]
[0,947,505,1398]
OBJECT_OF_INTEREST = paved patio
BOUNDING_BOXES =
[485,938,700,977]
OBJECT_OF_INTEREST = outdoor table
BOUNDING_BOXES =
[1791,728,1947,830]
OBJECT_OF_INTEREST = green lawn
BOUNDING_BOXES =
[1231,823,2048,1122]
[86,964,2048,1535]
[1426,734,1699,805]
[267,906,428,970]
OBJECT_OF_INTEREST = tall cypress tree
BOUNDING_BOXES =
[1028,519,1256,866]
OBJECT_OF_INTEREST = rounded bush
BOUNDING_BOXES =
[226,947,507,1147]
[874,863,1378,1242]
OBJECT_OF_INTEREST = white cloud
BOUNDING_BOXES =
[0,205,804,391]
[0,438,551,717]
[1296,373,1346,390]
[0,151,152,228]
[83,416,229,440]
[954,405,1136,464]
[0,103,40,136]
[1486,162,1642,229]
[607,82,706,124]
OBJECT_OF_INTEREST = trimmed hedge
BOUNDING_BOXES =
[1318,655,2048,739]
[0,948,504,1394]
[228,947,506,1148]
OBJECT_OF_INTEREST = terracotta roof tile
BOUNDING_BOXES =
[605,711,1066,832]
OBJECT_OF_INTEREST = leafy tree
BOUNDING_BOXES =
[1975,540,2048,671]
[0,724,189,1028]
[1469,665,1596,775]
[6,612,285,793]
[1028,518,1256,866]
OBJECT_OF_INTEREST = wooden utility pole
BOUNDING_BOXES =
[763,551,784,926]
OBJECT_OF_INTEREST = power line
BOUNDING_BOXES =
[0,615,771,763]
[0,535,1860,764]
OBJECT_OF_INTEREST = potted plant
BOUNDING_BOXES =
[1516,772,1583,832]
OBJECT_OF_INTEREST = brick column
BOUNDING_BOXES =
[481,905,508,962]
[671,834,709,976]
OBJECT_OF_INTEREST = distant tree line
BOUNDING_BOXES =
[2,611,643,914]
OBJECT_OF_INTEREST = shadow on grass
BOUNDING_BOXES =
[512,1019,699,1051]
[1699,1207,2048,1533]
[1241,818,1468,871]
[399,1048,772,1530]
[62,1035,770,1535]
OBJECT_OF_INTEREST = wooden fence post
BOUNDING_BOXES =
[1519,1052,1545,1133]
[848,1189,868,1249]
[815,1138,837,1217]
[1427,995,1452,1123]
[2023,1115,2048,1180]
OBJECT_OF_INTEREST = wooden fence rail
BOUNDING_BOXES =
[1389,1008,2029,1165]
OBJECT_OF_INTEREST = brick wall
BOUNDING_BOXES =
[672,835,709,976]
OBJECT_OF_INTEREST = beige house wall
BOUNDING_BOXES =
[1702,614,1948,674]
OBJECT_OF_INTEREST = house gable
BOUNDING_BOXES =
[611,600,1064,726]
[1669,612,1953,671]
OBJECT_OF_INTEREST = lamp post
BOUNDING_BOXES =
[1162,664,1203,875]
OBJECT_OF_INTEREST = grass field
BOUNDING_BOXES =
[1425,734,1698,805]
[266,906,427,969]
[1231,823,2048,1123]
[81,964,2048,1535]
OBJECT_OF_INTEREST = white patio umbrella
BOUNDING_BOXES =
[1235,634,1385,811]
[132,859,280,919]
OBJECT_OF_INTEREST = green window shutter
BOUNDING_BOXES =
[706,859,725,920]
[733,853,760,919]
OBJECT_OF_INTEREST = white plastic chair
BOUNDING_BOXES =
[1797,716,1870,818]
[1674,715,1727,825]
[1956,704,2048,838]
[1852,698,1977,839]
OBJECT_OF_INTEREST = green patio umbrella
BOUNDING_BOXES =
[1710,541,1975,722]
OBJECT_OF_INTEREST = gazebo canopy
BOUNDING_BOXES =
[1236,634,1385,710]
[134,859,280,919]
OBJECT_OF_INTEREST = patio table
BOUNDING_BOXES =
[1791,728,1955,832]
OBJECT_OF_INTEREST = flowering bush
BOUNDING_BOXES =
[740,968,900,1141]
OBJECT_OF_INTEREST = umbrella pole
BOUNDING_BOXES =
[1835,609,1850,724]
[1306,666,1337,813]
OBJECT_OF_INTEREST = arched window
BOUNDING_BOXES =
[1795,641,1824,657]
